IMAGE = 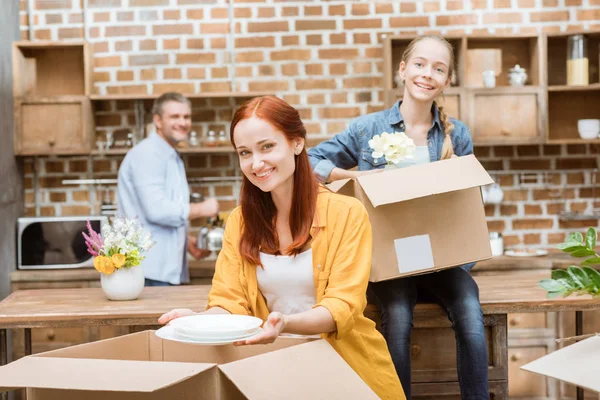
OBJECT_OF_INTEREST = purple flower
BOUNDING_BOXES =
[82,220,103,257]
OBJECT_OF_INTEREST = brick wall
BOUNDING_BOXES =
[19,0,600,249]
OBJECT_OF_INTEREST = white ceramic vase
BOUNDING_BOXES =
[100,266,145,301]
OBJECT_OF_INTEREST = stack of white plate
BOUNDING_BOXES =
[157,314,263,345]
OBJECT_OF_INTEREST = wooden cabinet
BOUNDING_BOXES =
[12,41,93,155]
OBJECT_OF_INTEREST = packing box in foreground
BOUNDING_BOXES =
[328,155,494,281]
[521,335,600,393]
[0,331,379,399]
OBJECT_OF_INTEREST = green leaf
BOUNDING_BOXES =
[539,279,566,292]
[567,266,591,287]
[556,277,575,290]
[546,290,567,299]
[583,267,600,290]
[551,269,570,280]
[569,248,597,257]
[567,232,584,244]
[586,227,597,250]
[581,257,600,266]
[556,242,586,252]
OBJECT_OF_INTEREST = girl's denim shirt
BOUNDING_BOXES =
[308,100,474,182]
[307,100,476,272]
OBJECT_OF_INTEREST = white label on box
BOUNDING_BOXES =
[394,235,435,274]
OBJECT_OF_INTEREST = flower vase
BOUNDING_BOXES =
[100,266,145,301]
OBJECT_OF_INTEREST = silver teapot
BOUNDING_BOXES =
[197,215,225,252]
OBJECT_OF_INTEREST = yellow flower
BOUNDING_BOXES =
[94,256,115,275]
[111,253,127,269]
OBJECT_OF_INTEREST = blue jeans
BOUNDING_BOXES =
[370,267,489,400]
[144,278,172,287]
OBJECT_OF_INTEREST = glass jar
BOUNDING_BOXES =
[567,34,589,86]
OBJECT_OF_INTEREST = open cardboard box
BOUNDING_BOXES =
[521,336,600,393]
[0,331,379,399]
[328,155,494,281]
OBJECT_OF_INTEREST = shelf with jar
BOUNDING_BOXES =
[546,31,600,144]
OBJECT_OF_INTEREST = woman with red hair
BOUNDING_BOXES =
[159,96,404,400]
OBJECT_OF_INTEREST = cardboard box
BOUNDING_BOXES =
[521,336,600,393]
[328,155,494,282]
[0,331,379,399]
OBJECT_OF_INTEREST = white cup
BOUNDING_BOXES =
[577,119,600,139]
[482,70,496,88]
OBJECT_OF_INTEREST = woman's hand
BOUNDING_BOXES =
[158,308,197,325]
[234,311,287,346]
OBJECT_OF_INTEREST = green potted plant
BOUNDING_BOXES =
[539,228,600,298]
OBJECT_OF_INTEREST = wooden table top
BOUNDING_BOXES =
[0,271,598,329]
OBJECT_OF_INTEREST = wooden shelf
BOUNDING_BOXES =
[467,86,542,94]
[548,83,600,92]
[546,138,600,144]
[89,91,273,101]
[91,146,235,156]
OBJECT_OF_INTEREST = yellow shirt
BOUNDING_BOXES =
[208,186,405,400]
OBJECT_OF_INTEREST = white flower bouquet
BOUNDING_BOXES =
[83,216,155,275]
[368,131,416,165]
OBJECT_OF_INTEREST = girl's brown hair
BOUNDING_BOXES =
[399,35,456,159]
[230,96,319,266]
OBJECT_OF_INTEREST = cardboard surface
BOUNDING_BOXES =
[0,331,377,399]
[328,156,493,281]
[521,336,600,393]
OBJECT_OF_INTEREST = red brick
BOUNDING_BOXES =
[305,64,323,75]
[424,1,441,12]
[330,33,346,45]
[45,161,64,173]
[95,56,121,68]
[176,53,216,64]
[343,19,382,30]
[517,0,536,6]
[510,160,551,170]
[187,68,206,79]
[281,7,298,17]
[570,202,589,213]
[153,83,195,94]
[577,9,600,20]
[436,14,478,25]
[579,187,600,198]
[248,21,288,33]
[493,0,511,7]
[154,24,193,35]
[295,20,337,31]
[448,0,465,9]
[69,160,88,173]
[282,64,299,76]
[533,189,575,200]
[559,219,599,229]
[105,25,146,37]
[307,94,325,104]
[319,107,361,119]
[548,233,566,244]
[130,54,168,66]
[257,7,275,17]
[483,13,523,24]
[542,0,558,5]
[500,205,518,216]
[58,28,83,39]
[328,5,345,15]
[318,49,360,59]
[186,39,204,50]
[117,70,134,81]
[487,220,506,231]
[390,16,429,28]
[296,79,336,90]
[343,77,380,88]
[307,35,322,45]
[516,145,541,157]
[523,234,541,245]
[117,11,134,21]
[524,204,543,215]
[271,49,311,61]
[164,69,182,79]
[282,36,300,46]
[376,3,394,13]
[235,37,275,48]
[556,158,597,169]
[305,6,323,16]
[200,23,230,34]
[513,219,554,230]
[567,172,585,185]
[248,81,289,91]
[351,3,370,15]
[186,9,204,19]
[139,39,157,51]
[89,0,121,6]
[49,192,67,202]
[131,0,167,4]
[35,0,70,9]
[530,11,570,22]
[494,146,515,157]
[503,189,529,201]
[200,82,232,92]
[329,64,348,74]
[115,40,133,51]
[236,51,263,63]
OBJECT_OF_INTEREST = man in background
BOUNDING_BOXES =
[117,92,219,286]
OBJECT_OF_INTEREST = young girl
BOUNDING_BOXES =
[308,36,488,400]
[159,96,405,400]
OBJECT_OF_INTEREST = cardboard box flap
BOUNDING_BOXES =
[0,357,216,393]
[356,155,493,207]
[521,336,600,393]
[219,339,379,399]
[325,178,351,193]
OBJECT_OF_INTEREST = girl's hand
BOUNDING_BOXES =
[158,308,197,325]
[234,312,287,346]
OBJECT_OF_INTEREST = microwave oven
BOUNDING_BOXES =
[17,216,108,270]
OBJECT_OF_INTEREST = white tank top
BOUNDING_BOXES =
[257,249,316,315]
